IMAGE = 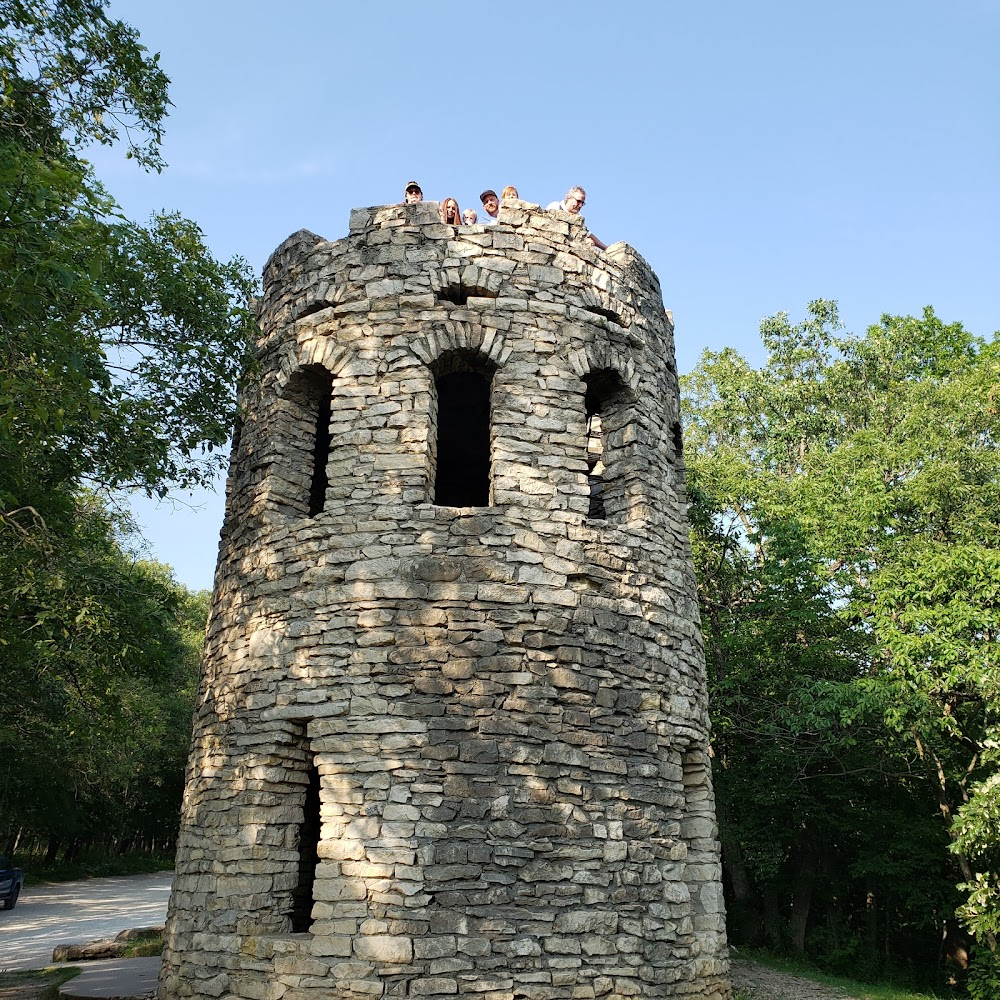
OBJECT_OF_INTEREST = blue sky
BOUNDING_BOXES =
[96,0,1000,592]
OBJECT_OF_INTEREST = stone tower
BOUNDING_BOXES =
[159,199,730,1000]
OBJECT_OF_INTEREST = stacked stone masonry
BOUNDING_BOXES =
[159,199,731,1000]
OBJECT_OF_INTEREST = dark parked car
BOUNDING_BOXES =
[0,856,24,910]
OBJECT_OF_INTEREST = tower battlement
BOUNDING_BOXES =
[159,201,731,1000]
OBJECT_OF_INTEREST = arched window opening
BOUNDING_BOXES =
[290,753,320,933]
[281,364,333,517]
[584,369,630,521]
[432,351,495,507]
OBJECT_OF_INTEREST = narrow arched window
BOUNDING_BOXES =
[278,364,333,517]
[283,725,320,935]
[583,369,630,521]
[290,755,320,932]
[431,351,495,507]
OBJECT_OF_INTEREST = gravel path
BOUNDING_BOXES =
[730,959,853,999]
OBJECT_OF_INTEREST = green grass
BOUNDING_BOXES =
[828,981,944,1000]
[735,950,948,1000]
[120,929,164,958]
[0,966,80,1000]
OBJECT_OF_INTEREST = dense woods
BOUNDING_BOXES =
[683,302,1000,995]
[1,548,207,864]
[0,2,254,866]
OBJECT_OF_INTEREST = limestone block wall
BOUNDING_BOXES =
[159,200,730,1000]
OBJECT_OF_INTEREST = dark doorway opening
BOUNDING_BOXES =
[290,759,320,932]
[434,365,493,507]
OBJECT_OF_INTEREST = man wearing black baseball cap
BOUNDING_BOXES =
[479,189,499,225]
[403,181,423,204]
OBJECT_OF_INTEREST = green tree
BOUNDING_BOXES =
[1,0,256,527]
[0,503,205,858]
[0,1,253,861]
[683,303,1000,979]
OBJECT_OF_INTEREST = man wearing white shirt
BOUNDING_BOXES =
[480,189,500,225]
[546,186,607,250]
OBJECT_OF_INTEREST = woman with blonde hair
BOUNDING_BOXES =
[501,185,518,201]
[439,197,462,226]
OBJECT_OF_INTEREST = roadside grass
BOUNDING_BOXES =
[737,950,949,1000]
[120,929,164,958]
[0,966,80,1000]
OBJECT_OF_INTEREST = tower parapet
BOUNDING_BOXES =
[159,199,731,1000]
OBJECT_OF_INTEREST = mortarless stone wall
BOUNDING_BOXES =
[158,199,731,1000]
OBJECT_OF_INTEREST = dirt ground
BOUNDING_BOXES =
[1,962,854,1000]
[730,958,852,999]
[0,971,69,1000]
[0,971,157,1000]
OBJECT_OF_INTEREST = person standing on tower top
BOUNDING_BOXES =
[439,197,462,226]
[480,189,500,224]
[403,181,423,204]
[547,186,607,250]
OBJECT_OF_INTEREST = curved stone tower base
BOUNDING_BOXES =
[159,199,730,1000]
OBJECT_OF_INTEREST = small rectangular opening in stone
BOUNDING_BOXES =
[586,411,606,519]
[585,303,623,325]
[672,420,684,460]
[290,754,320,933]
[438,286,469,306]
[309,383,332,515]
[295,300,335,320]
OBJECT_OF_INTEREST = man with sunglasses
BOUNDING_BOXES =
[547,186,607,250]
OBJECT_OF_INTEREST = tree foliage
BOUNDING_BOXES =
[683,302,1000,982]
[1,1,257,520]
[0,506,206,856]
[0,1,255,860]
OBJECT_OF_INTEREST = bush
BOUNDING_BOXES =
[966,948,1000,1000]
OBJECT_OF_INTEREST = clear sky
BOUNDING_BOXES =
[95,0,1000,592]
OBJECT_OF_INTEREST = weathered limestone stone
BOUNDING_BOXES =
[159,200,731,999]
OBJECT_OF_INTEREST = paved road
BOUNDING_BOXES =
[0,871,172,971]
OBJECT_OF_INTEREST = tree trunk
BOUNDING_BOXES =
[718,804,763,944]
[6,827,23,856]
[763,885,783,949]
[789,844,817,953]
